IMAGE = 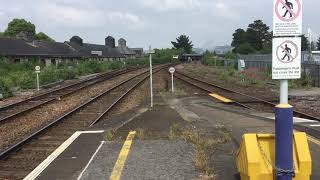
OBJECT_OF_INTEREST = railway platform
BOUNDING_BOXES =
[23,95,320,180]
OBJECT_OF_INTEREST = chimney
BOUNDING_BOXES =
[118,38,127,47]
[105,36,115,48]
[70,36,83,46]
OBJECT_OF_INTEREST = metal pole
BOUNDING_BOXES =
[36,73,40,91]
[279,80,288,104]
[149,45,153,108]
[171,73,174,93]
[276,79,294,180]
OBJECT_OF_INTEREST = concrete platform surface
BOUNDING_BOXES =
[25,95,320,180]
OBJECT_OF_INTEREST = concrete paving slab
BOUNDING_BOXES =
[26,95,320,180]
[175,96,320,180]
[35,133,106,180]
[121,140,197,180]
[79,142,123,180]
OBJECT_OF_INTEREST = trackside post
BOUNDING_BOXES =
[35,66,41,91]
[169,67,175,93]
[148,46,155,108]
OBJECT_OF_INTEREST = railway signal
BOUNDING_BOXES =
[169,67,175,93]
[35,66,41,91]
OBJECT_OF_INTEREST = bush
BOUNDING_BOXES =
[234,43,256,55]
[0,53,174,99]
[0,77,13,98]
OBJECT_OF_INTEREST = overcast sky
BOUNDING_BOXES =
[0,0,318,49]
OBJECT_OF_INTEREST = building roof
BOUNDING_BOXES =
[0,36,139,58]
[66,41,125,58]
[116,46,136,55]
[0,38,49,56]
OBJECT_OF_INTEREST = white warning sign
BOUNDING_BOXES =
[273,0,302,36]
[272,37,301,80]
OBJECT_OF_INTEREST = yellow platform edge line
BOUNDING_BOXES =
[294,130,320,146]
[209,93,233,103]
[110,131,136,180]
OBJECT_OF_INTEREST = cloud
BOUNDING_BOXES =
[213,2,237,19]
[107,12,145,29]
[138,0,200,11]
[29,1,145,30]
[34,2,104,28]
[0,0,319,49]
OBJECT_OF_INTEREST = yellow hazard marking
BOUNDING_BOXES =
[110,131,136,180]
[294,130,320,146]
[209,93,233,103]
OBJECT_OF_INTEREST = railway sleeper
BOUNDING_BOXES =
[28,140,62,147]
[37,135,70,141]
[0,160,37,171]
[7,152,48,161]
[19,146,57,152]
[0,169,29,179]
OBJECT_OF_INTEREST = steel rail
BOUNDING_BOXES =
[175,71,320,121]
[0,66,145,123]
[173,72,253,109]
[0,65,167,159]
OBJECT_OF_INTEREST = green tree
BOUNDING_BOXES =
[171,35,193,53]
[246,28,261,50]
[246,20,272,51]
[35,32,55,42]
[224,51,237,59]
[4,18,36,37]
[0,32,4,37]
[234,43,256,54]
[317,37,320,51]
[301,35,309,51]
[311,41,316,51]
[231,20,271,54]
[231,28,247,48]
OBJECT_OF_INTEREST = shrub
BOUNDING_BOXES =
[0,77,14,98]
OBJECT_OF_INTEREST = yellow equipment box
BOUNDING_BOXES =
[236,132,312,180]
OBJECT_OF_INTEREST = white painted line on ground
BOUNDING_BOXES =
[24,130,105,180]
[310,124,320,127]
[77,141,105,180]
[267,116,317,123]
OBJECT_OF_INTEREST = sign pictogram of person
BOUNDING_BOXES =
[276,40,299,64]
[282,0,294,18]
[282,44,292,61]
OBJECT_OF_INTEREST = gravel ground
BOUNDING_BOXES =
[0,68,150,151]
[107,69,169,119]
[179,63,278,100]
[291,96,320,117]
[0,74,100,107]
[178,63,320,118]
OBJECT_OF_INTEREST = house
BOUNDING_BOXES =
[214,45,233,55]
[0,33,143,66]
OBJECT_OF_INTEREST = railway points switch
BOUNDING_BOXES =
[236,133,312,180]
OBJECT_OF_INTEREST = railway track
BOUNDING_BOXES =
[174,71,320,121]
[0,66,145,123]
[0,65,167,180]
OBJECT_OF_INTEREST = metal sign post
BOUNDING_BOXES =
[35,66,41,91]
[272,0,302,179]
[169,67,175,93]
[148,46,155,108]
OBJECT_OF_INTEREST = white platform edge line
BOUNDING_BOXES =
[267,117,317,123]
[24,130,104,180]
[310,125,320,127]
[77,141,105,180]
